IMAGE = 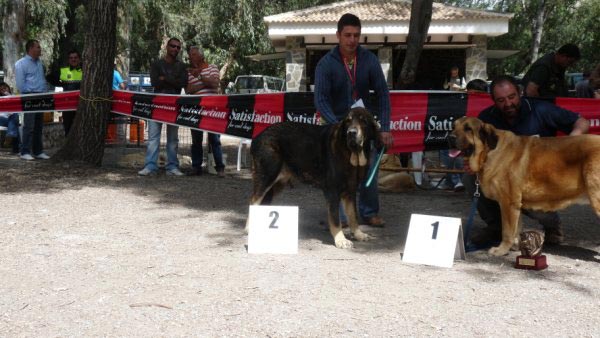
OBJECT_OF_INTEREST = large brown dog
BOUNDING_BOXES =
[451,116,600,256]
[247,107,381,249]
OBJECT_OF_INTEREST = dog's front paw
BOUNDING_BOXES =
[335,238,354,249]
[489,245,510,256]
[353,229,372,242]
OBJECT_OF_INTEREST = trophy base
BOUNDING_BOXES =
[515,255,548,270]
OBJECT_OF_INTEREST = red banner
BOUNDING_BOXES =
[1,90,598,153]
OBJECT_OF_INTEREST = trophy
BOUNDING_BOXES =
[515,230,548,270]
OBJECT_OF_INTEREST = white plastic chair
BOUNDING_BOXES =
[237,139,252,171]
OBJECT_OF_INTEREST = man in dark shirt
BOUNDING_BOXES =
[47,50,83,135]
[314,13,393,227]
[466,75,590,246]
[138,37,188,176]
[522,43,580,98]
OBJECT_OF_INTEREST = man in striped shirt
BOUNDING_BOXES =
[185,45,225,177]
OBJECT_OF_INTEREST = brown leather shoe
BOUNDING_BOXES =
[217,169,225,178]
[363,216,385,227]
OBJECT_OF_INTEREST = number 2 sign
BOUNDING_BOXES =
[402,214,465,268]
[247,205,299,254]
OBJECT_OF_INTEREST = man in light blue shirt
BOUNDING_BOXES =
[14,39,50,160]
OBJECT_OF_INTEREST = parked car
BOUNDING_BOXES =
[226,75,285,94]
[566,72,583,97]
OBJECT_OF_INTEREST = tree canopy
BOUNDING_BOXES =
[2,0,599,86]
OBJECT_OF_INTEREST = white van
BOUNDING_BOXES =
[228,75,285,94]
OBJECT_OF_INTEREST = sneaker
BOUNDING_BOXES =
[217,169,225,178]
[138,167,157,176]
[34,153,50,160]
[363,216,385,227]
[166,168,185,176]
[20,154,35,161]
[454,182,465,192]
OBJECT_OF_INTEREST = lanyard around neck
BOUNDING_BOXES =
[340,50,358,100]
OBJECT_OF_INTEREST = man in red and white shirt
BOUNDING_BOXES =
[185,46,225,177]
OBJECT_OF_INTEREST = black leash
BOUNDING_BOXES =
[463,176,483,252]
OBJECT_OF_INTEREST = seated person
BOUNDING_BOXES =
[466,79,489,93]
[0,82,19,154]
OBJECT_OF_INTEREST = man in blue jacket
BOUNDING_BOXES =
[466,75,590,246]
[314,13,393,227]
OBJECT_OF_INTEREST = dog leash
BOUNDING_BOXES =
[365,146,385,188]
[464,176,482,252]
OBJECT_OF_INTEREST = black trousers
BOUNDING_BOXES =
[463,174,561,232]
[62,111,76,136]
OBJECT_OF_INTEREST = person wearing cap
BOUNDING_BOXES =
[522,43,581,98]
[0,82,20,153]
[185,45,225,177]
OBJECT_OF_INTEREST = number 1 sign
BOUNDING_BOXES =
[247,205,299,254]
[402,214,465,268]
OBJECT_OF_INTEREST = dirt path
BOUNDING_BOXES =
[0,144,599,337]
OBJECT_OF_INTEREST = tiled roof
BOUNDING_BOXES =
[264,0,512,23]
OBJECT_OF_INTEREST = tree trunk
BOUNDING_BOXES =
[219,46,238,92]
[53,0,118,166]
[397,0,433,89]
[528,0,546,65]
[1,0,26,89]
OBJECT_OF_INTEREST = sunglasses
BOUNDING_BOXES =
[168,44,181,50]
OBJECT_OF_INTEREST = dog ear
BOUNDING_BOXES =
[479,123,498,150]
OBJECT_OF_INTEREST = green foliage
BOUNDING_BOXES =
[437,0,600,76]
[24,1,69,64]
[8,0,597,84]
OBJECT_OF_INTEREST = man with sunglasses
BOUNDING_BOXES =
[138,37,188,176]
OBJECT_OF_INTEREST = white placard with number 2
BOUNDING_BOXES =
[247,205,299,254]
[402,214,464,268]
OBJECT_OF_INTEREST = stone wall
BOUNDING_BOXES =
[285,37,306,92]
[378,47,393,88]
[43,122,65,149]
[465,35,488,82]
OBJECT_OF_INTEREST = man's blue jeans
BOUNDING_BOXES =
[21,112,44,155]
[0,114,19,137]
[143,121,179,171]
[440,149,463,187]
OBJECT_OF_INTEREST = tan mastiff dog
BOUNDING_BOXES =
[451,116,600,256]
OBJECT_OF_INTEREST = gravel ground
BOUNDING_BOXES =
[1,138,599,337]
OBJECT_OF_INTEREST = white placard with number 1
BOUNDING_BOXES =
[402,214,465,268]
[247,205,299,254]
